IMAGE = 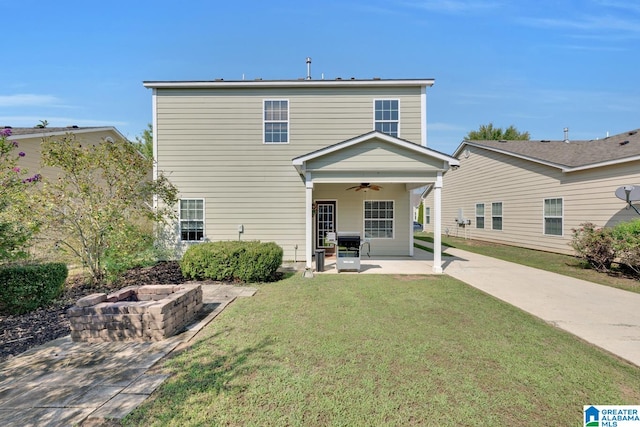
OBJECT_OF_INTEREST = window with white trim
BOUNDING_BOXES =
[364,200,394,238]
[476,203,485,229]
[374,99,399,137]
[180,199,204,241]
[491,202,503,231]
[264,99,289,143]
[425,206,431,225]
[544,198,563,236]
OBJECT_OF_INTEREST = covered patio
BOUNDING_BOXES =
[313,246,437,275]
[292,131,459,275]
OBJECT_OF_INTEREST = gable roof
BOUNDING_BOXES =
[454,128,640,172]
[3,126,127,141]
[293,131,459,175]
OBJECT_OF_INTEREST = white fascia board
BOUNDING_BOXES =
[562,155,640,172]
[458,141,565,171]
[459,140,640,173]
[293,131,458,167]
[143,79,435,89]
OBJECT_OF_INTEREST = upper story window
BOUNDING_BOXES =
[180,198,204,241]
[374,99,399,137]
[476,203,485,229]
[264,100,289,143]
[544,198,563,236]
[491,202,503,231]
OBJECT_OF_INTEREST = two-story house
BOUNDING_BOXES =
[143,78,459,273]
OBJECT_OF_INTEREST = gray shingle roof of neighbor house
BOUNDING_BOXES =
[2,126,126,140]
[455,128,640,172]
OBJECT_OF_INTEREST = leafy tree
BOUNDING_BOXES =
[0,128,40,263]
[134,123,153,160]
[36,133,178,284]
[465,123,530,141]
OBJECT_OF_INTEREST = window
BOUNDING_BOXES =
[476,203,485,229]
[425,207,431,225]
[264,100,289,143]
[544,198,563,236]
[364,200,394,238]
[491,202,503,231]
[180,199,204,241]
[374,99,399,137]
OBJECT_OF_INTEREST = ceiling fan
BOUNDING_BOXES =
[345,183,382,191]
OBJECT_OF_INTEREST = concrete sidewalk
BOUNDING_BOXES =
[439,246,640,368]
[0,284,256,427]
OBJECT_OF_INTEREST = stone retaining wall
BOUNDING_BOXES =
[67,284,203,342]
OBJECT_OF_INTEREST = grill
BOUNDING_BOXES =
[336,232,361,272]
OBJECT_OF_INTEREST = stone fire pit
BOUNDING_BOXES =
[67,284,203,342]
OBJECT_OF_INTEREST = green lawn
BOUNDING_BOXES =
[124,274,640,426]
[415,233,640,294]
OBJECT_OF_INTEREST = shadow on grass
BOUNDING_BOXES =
[126,330,274,424]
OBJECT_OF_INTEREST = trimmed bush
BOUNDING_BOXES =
[181,241,283,283]
[0,263,68,314]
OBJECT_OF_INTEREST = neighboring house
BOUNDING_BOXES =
[143,78,459,272]
[8,126,127,181]
[422,129,640,255]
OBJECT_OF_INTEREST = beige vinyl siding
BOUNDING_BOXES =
[306,139,445,172]
[425,145,640,255]
[313,183,411,256]
[14,129,124,183]
[155,85,425,260]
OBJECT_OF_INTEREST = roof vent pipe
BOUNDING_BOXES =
[564,127,569,143]
[306,57,312,80]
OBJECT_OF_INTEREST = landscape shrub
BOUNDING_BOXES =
[0,262,68,314]
[572,220,640,278]
[610,219,640,276]
[181,241,283,282]
[571,223,615,272]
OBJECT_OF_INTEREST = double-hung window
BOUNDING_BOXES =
[491,202,503,231]
[264,100,289,143]
[374,99,399,137]
[364,200,394,238]
[544,198,563,236]
[180,199,204,241]
[476,203,485,229]
[425,206,431,225]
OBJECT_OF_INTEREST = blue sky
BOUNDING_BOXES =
[1,0,639,154]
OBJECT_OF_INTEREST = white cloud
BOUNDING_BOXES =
[400,0,503,14]
[0,94,61,107]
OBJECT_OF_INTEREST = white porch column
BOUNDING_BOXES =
[305,176,314,271]
[433,172,443,273]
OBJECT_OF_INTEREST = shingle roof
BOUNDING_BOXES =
[458,128,640,171]
[2,126,101,136]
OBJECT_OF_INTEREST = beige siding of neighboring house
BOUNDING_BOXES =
[155,86,425,260]
[13,129,126,182]
[423,145,640,255]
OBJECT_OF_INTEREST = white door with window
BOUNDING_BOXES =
[315,201,336,252]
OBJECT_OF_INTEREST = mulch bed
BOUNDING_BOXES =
[0,261,189,363]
